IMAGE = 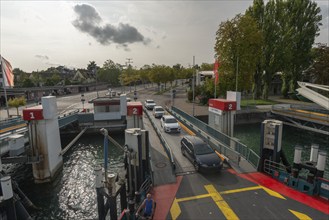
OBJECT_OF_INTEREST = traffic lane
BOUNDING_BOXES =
[149,112,195,174]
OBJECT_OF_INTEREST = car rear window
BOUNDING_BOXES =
[194,143,214,155]
[155,107,164,111]
[165,118,177,123]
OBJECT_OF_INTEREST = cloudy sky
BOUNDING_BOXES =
[1,1,328,72]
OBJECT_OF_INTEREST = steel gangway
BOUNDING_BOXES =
[296,81,329,110]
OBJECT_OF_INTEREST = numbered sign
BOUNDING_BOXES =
[23,108,44,120]
[127,102,143,116]
[209,99,236,111]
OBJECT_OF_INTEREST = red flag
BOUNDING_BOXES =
[214,59,220,84]
[1,56,14,87]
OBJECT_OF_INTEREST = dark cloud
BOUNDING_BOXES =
[35,55,49,60]
[72,4,151,46]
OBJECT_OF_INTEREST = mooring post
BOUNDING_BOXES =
[95,166,105,220]
[1,176,17,220]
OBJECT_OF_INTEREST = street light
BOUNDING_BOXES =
[192,56,195,116]
[81,93,85,111]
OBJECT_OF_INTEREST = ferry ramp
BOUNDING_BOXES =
[144,106,328,220]
[271,104,329,135]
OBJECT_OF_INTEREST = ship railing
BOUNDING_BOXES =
[170,106,260,169]
[138,176,152,200]
[263,159,287,176]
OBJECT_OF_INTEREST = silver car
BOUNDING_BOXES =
[153,106,165,118]
[160,115,181,133]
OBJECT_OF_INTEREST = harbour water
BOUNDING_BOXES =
[7,132,125,219]
[4,124,329,219]
[234,123,329,178]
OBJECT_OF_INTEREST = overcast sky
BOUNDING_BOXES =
[1,1,328,72]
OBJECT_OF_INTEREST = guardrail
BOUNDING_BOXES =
[0,116,26,131]
[170,106,260,169]
[143,108,176,171]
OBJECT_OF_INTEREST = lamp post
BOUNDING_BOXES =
[235,56,239,92]
[192,56,195,116]
[81,93,85,111]
[94,68,99,98]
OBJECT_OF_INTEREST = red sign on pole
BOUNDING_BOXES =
[23,108,44,120]
[127,102,143,116]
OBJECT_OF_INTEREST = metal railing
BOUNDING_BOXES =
[263,159,288,176]
[170,106,260,169]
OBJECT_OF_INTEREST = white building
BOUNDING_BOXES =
[196,71,214,86]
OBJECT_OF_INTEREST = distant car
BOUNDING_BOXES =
[153,106,165,118]
[144,99,156,110]
[160,115,181,133]
[180,135,223,172]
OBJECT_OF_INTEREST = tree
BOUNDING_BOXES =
[305,44,329,85]
[31,71,43,87]
[246,0,265,99]
[22,78,35,87]
[200,63,213,71]
[13,68,28,87]
[282,0,322,95]
[98,59,122,86]
[8,96,26,116]
[87,61,98,74]
[214,14,263,94]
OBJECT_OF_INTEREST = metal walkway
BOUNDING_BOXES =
[296,81,329,110]
[271,104,329,135]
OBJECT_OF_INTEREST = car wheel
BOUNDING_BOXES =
[194,162,199,171]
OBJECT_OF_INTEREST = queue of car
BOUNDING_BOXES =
[143,98,223,173]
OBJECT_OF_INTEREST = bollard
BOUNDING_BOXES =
[135,191,141,204]
[120,183,127,212]
[316,151,327,178]
[1,176,17,220]
[293,146,302,169]
[310,144,319,163]
[95,166,105,220]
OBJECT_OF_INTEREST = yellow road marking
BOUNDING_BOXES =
[289,209,312,220]
[216,185,285,200]
[0,123,26,134]
[205,184,239,220]
[260,186,286,200]
[170,184,286,220]
[221,186,263,194]
[176,193,210,202]
[170,198,181,220]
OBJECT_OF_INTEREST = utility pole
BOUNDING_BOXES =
[126,58,133,67]
[235,56,239,92]
[192,56,195,116]
[126,58,134,92]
